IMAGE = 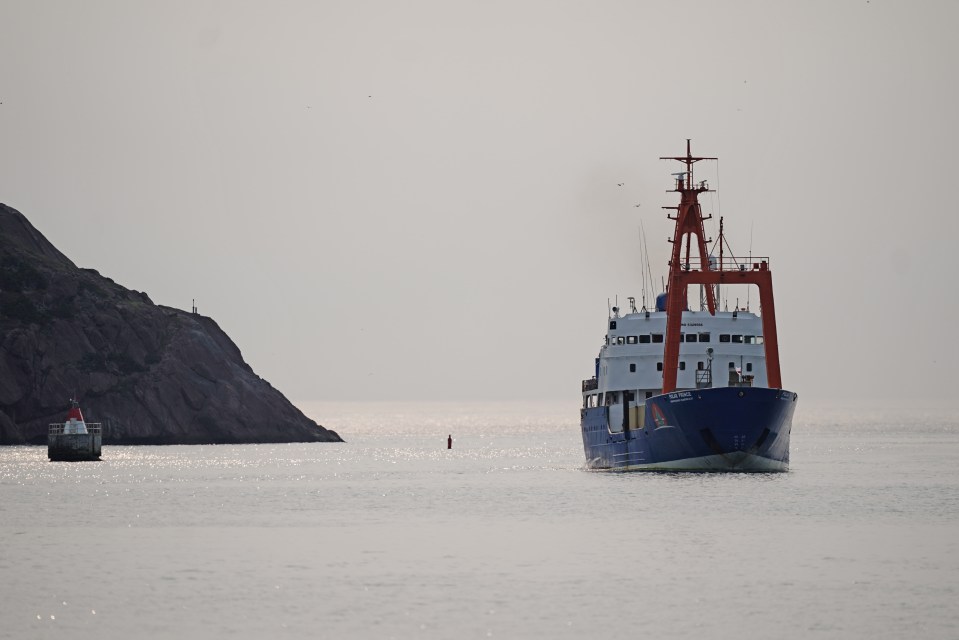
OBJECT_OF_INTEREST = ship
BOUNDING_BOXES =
[579,141,797,471]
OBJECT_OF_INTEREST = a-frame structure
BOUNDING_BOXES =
[660,141,782,393]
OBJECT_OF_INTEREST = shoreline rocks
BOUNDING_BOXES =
[0,203,341,445]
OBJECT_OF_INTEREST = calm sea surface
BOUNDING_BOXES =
[1,402,957,639]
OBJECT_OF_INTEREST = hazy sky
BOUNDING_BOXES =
[2,1,957,405]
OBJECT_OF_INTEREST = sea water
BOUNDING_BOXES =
[1,402,957,639]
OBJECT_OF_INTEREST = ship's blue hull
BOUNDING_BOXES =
[580,386,797,471]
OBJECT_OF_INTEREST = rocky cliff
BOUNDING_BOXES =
[0,203,341,445]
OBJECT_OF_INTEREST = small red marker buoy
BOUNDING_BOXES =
[447,434,452,450]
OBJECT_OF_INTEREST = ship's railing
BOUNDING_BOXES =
[582,378,598,392]
[674,256,771,272]
[49,423,102,435]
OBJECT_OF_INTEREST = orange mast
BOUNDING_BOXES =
[660,141,782,393]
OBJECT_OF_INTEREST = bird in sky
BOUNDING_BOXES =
[617,183,624,187]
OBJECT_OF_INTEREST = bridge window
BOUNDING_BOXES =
[627,336,637,344]
[699,332,710,342]
[610,321,617,330]
[629,363,636,373]
[639,335,651,344]
[719,334,731,343]
[698,361,705,370]
[652,334,664,343]
[746,362,753,372]
[680,362,686,370]
[744,335,756,344]
[617,336,625,345]
[645,391,653,399]
[656,362,663,371]
[732,335,744,344]
[686,333,698,343]
[756,336,765,344]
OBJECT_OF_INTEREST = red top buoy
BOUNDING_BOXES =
[66,401,84,423]
[62,399,89,435]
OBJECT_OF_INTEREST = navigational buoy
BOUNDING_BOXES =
[48,399,102,461]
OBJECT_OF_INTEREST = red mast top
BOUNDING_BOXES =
[66,399,84,423]
[660,139,718,315]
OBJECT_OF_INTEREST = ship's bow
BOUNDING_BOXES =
[644,386,796,471]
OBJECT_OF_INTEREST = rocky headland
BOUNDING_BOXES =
[0,203,341,445]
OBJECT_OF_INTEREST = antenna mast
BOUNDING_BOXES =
[660,139,717,314]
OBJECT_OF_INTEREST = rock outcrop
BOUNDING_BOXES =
[0,203,341,445]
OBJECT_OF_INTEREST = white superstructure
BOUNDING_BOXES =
[583,307,768,411]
